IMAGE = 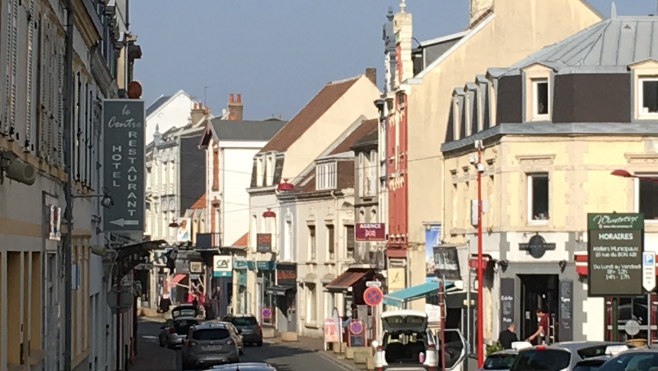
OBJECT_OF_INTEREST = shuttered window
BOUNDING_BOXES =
[56,38,63,166]
[9,0,18,137]
[25,0,36,152]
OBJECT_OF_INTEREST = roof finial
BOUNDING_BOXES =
[610,1,617,19]
[155,124,160,133]
[399,0,406,13]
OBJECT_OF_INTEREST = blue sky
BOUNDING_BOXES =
[131,0,655,120]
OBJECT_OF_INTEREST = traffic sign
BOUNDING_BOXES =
[366,281,381,287]
[363,286,383,306]
[643,252,656,292]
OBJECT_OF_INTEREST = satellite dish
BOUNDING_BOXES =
[625,320,640,336]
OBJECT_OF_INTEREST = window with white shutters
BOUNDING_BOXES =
[25,0,36,152]
[9,0,18,138]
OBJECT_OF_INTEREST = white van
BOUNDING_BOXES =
[372,310,438,371]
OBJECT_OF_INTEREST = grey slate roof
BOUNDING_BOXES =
[504,14,658,75]
[210,118,287,141]
[351,129,378,150]
[146,95,171,117]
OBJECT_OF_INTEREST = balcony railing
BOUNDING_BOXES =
[196,233,222,249]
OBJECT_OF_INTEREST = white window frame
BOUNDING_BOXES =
[266,155,273,186]
[308,225,316,260]
[368,150,377,196]
[634,174,658,223]
[256,157,264,187]
[316,161,337,191]
[326,224,335,260]
[527,173,550,224]
[532,79,550,119]
[358,152,366,197]
[638,77,658,119]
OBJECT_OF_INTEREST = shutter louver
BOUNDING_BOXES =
[9,0,18,137]
[38,18,48,158]
[2,1,12,135]
[56,39,63,166]
[25,0,36,152]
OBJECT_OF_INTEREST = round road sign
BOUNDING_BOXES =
[262,307,272,319]
[364,286,383,306]
[349,320,364,335]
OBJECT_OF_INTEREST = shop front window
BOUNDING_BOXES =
[259,270,276,326]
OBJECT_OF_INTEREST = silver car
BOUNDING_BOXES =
[159,317,199,348]
[510,342,632,371]
[478,349,518,371]
[182,322,240,369]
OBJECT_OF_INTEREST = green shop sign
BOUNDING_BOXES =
[587,213,644,297]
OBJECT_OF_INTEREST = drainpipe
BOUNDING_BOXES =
[330,190,339,310]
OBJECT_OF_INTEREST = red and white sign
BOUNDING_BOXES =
[355,223,386,242]
[323,318,339,343]
[363,286,383,306]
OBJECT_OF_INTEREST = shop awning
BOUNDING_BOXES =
[325,268,371,292]
[266,285,295,296]
[383,277,455,307]
[168,273,187,287]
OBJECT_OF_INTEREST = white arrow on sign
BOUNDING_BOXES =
[642,252,656,292]
[110,218,139,227]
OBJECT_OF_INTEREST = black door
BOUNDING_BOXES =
[519,274,558,343]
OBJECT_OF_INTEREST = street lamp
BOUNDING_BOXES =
[611,169,658,183]
[470,140,485,367]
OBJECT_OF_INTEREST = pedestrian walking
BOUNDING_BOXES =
[158,293,171,313]
[498,323,518,349]
[526,308,549,345]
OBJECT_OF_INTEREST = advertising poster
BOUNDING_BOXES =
[177,218,191,242]
[425,224,441,276]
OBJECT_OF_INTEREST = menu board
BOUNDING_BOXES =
[500,278,515,331]
[558,280,573,341]
[587,213,644,297]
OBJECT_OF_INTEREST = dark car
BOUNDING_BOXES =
[597,347,658,371]
[573,355,613,371]
[222,315,263,347]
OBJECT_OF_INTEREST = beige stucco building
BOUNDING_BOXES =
[397,0,604,307]
[442,10,658,347]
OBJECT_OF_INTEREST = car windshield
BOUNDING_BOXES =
[485,354,517,370]
[191,329,230,340]
[573,360,609,371]
[510,349,571,371]
[232,317,259,326]
[598,353,658,371]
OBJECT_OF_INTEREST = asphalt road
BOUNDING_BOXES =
[134,319,353,371]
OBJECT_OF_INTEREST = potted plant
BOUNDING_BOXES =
[486,341,504,357]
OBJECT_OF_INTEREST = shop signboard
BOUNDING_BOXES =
[355,223,386,241]
[276,263,297,286]
[559,280,573,341]
[433,246,461,280]
[324,318,339,343]
[587,213,644,297]
[257,233,272,253]
[500,278,514,331]
[213,255,232,277]
[347,319,367,347]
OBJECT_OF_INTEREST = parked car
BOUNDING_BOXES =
[573,355,613,371]
[207,363,277,370]
[181,322,240,369]
[158,317,199,348]
[509,342,632,371]
[172,304,198,318]
[222,321,245,355]
[597,347,658,371]
[478,349,518,371]
[372,309,458,370]
[222,315,263,347]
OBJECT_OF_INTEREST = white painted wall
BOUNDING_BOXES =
[295,193,355,337]
[145,92,197,144]
[221,143,264,246]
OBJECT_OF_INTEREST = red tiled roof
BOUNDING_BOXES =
[328,119,378,155]
[259,76,361,153]
[232,233,248,247]
[190,194,206,209]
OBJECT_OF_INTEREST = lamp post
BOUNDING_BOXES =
[471,140,485,367]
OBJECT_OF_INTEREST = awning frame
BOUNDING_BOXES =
[383,278,455,307]
[324,268,372,292]
[266,285,295,296]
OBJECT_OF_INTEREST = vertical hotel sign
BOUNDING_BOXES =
[102,100,145,232]
[587,213,644,297]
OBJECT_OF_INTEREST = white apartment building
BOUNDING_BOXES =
[0,1,141,371]
[144,90,200,145]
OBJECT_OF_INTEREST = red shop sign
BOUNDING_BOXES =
[355,223,386,242]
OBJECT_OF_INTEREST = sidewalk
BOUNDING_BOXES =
[268,336,368,371]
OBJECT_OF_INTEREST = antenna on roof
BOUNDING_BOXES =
[610,1,617,19]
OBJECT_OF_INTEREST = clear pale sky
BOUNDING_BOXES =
[131,0,655,120]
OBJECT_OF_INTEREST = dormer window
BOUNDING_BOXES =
[532,79,549,118]
[316,162,337,190]
[266,155,273,186]
[639,77,658,117]
[256,157,264,187]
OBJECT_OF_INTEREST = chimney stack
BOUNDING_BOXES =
[227,93,243,120]
[365,68,377,86]
[191,102,208,127]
